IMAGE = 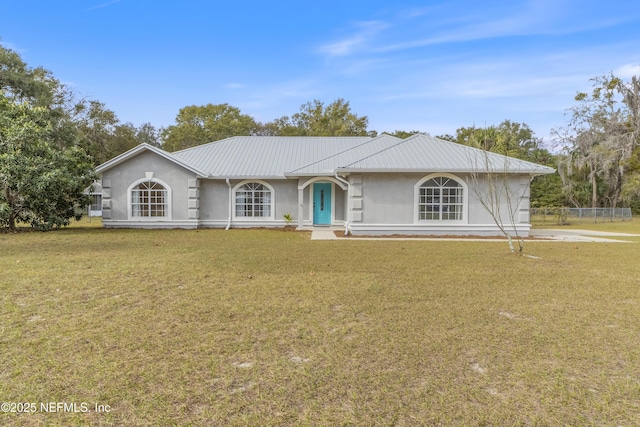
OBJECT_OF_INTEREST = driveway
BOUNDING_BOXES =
[529,228,640,242]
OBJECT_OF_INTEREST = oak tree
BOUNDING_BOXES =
[162,103,258,151]
[0,43,95,230]
[267,98,370,136]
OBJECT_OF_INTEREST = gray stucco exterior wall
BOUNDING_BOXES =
[101,150,198,227]
[347,172,533,236]
[199,180,229,224]
[98,149,534,235]
[358,173,417,224]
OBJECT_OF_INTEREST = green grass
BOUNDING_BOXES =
[532,214,640,233]
[1,226,640,425]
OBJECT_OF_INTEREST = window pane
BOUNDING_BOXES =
[419,177,462,221]
[131,181,167,218]
[90,195,102,211]
[235,183,271,218]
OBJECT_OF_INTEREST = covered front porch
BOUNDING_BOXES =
[294,176,349,232]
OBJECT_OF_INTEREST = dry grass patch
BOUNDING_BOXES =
[1,227,640,425]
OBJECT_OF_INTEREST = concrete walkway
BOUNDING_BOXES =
[310,228,639,242]
[310,229,342,240]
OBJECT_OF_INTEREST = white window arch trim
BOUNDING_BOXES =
[127,177,172,221]
[232,180,275,220]
[413,173,468,224]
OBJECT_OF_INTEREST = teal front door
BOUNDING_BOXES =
[313,183,332,225]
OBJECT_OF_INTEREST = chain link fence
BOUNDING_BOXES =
[531,207,633,224]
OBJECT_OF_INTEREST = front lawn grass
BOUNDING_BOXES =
[1,228,640,426]
[532,215,640,233]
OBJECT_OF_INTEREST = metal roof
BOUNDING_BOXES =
[171,136,371,178]
[337,134,556,174]
[97,135,555,178]
[287,134,403,175]
[289,134,555,175]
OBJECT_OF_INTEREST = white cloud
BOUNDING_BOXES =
[88,0,122,11]
[1,40,25,53]
[615,63,640,79]
[321,1,629,56]
[235,79,319,116]
[319,37,365,56]
[317,21,389,57]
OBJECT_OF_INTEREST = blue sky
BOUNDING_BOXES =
[2,0,639,144]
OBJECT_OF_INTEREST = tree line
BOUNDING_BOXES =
[556,74,640,211]
[1,41,639,230]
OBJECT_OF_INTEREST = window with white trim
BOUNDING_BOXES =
[90,194,102,212]
[418,176,463,221]
[131,181,167,217]
[235,182,271,217]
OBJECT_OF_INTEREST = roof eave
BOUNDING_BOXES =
[336,167,556,175]
[284,171,337,177]
[210,175,288,180]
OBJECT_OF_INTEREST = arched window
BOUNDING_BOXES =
[418,176,463,221]
[131,181,168,217]
[235,182,272,218]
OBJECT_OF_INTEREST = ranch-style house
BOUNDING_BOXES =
[94,134,554,236]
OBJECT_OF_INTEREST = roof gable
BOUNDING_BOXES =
[95,143,209,177]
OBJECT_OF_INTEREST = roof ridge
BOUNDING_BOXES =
[287,135,397,173]
[426,135,555,169]
[173,135,373,155]
[339,134,554,173]
[342,137,412,168]
[172,136,239,154]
